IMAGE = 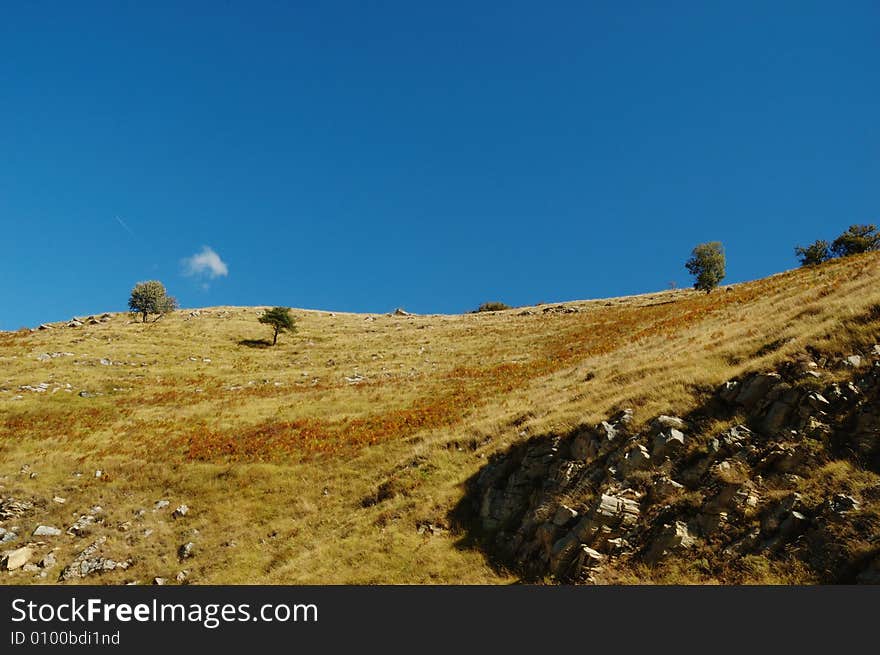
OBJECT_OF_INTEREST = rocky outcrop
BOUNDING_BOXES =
[457,347,880,583]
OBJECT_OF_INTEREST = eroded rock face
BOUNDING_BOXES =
[461,349,880,583]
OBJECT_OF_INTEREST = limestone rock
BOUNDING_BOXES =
[58,537,132,581]
[32,525,62,537]
[653,428,685,457]
[178,542,195,560]
[2,546,34,571]
[647,521,696,562]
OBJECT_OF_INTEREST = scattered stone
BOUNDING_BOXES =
[839,355,862,369]
[734,373,783,410]
[2,547,34,570]
[154,500,170,511]
[651,415,688,432]
[32,525,62,537]
[0,497,33,520]
[78,391,94,398]
[176,570,189,584]
[621,445,651,474]
[576,546,605,572]
[0,528,19,544]
[152,577,167,585]
[647,521,696,562]
[67,514,98,537]
[178,542,195,560]
[172,504,189,519]
[58,537,132,581]
[38,552,57,569]
[53,497,66,504]
[653,428,685,457]
[828,494,859,515]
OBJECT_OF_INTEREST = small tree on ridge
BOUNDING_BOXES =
[794,240,831,267]
[128,280,178,323]
[685,242,726,293]
[830,224,880,258]
[259,307,296,345]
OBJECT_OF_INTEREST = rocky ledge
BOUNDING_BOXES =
[458,348,880,583]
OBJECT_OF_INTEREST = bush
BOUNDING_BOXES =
[474,301,511,313]
[830,224,880,257]
[258,307,296,345]
[685,242,726,293]
[128,281,178,323]
[794,240,831,267]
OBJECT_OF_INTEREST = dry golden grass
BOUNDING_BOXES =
[1,252,879,584]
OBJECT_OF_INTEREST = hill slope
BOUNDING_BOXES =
[1,253,879,584]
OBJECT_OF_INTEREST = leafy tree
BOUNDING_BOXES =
[685,242,726,293]
[128,280,178,323]
[475,301,511,313]
[794,240,831,267]
[830,224,880,257]
[259,306,296,345]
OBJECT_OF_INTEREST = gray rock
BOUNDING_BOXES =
[621,445,651,474]
[653,428,685,457]
[735,373,783,411]
[178,542,195,560]
[154,500,170,511]
[0,497,34,520]
[58,537,132,581]
[67,514,98,537]
[576,545,605,571]
[840,355,863,369]
[172,504,189,519]
[719,380,740,404]
[647,521,696,562]
[38,552,57,569]
[828,494,859,515]
[651,415,688,432]
[32,525,62,537]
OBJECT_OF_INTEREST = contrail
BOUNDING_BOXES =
[114,216,136,237]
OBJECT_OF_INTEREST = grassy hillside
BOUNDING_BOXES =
[1,252,879,584]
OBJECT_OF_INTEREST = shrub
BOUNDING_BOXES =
[685,242,726,293]
[794,240,831,267]
[128,281,178,323]
[474,301,511,313]
[830,224,880,257]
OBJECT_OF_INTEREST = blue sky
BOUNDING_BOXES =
[1,1,878,330]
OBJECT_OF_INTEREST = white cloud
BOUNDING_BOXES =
[183,246,229,279]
